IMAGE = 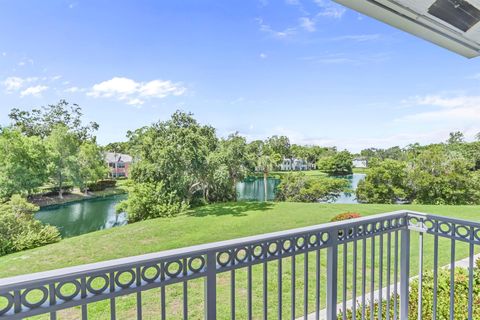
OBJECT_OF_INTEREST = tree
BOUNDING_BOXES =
[127,111,218,204]
[256,153,280,202]
[73,142,108,194]
[317,150,353,176]
[356,159,408,204]
[104,141,130,154]
[266,135,291,159]
[0,128,50,199]
[407,147,480,205]
[208,133,248,201]
[447,131,465,144]
[476,132,480,141]
[9,100,99,140]
[46,125,80,198]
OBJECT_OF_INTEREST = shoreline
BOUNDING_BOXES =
[29,187,128,208]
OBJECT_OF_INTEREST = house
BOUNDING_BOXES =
[105,152,133,178]
[352,157,368,169]
[279,158,316,171]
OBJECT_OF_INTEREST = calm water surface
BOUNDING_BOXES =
[236,173,366,203]
[35,194,128,238]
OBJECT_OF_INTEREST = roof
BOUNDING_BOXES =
[333,0,480,58]
[105,152,133,163]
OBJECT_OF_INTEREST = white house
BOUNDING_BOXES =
[352,158,368,169]
[279,158,316,171]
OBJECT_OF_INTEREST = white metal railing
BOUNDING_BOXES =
[0,210,479,319]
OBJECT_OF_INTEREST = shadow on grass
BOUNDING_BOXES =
[189,201,275,217]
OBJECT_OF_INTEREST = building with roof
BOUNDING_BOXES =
[105,152,133,178]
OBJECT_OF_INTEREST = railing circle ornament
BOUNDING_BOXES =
[308,234,318,246]
[0,293,14,316]
[217,251,232,267]
[86,275,110,294]
[455,225,469,239]
[321,232,329,244]
[424,219,434,231]
[295,236,306,250]
[439,222,452,235]
[140,265,161,283]
[165,261,183,278]
[267,242,279,256]
[188,256,206,273]
[282,239,292,252]
[475,229,480,242]
[21,287,49,309]
[56,280,81,301]
[252,244,264,259]
[114,270,136,289]
[234,247,249,263]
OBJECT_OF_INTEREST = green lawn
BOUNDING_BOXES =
[2,202,480,319]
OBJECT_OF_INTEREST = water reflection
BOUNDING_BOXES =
[35,194,128,238]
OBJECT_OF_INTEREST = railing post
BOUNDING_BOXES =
[400,227,410,320]
[326,235,338,320]
[205,251,217,319]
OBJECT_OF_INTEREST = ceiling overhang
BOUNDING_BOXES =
[333,0,480,58]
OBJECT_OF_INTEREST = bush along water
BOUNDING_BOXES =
[0,195,60,256]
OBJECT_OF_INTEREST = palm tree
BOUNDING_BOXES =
[257,154,279,202]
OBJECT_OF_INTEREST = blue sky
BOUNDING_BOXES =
[1,0,479,152]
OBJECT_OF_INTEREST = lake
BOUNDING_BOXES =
[236,173,366,203]
[35,194,128,238]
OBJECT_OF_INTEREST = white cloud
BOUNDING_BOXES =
[285,0,300,5]
[20,85,48,97]
[256,18,296,38]
[259,53,267,59]
[2,76,39,92]
[2,77,25,91]
[88,77,186,105]
[314,0,346,19]
[398,94,480,122]
[299,17,316,32]
[1,52,6,57]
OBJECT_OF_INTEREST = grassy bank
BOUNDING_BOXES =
[28,180,129,208]
[2,202,479,319]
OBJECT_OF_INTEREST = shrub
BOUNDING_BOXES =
[87,179,117,191]
[0,195,60,256]
[330,212,361,222]
[116,182,188,222]
[317,151,353,176]
[339,263,480,319]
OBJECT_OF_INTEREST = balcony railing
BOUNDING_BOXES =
[0,210,479,319]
